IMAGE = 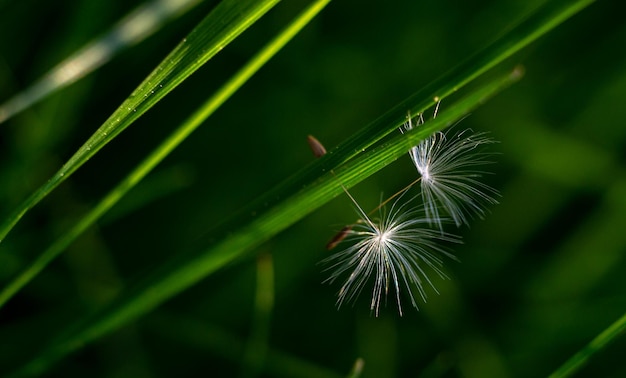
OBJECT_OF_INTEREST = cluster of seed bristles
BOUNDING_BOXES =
[311,105,499,316]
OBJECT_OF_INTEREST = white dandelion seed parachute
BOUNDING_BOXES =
[323,188,460,316]
[402,111,500,230]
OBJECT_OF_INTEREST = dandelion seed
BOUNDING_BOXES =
[402,111,499,229]
[323,188,460,316]
[326,225,352,250]
[307,135,327,158]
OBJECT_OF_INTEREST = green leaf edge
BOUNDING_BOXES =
[0,0,282,243]
[549,311,626,378]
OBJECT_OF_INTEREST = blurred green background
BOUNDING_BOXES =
[1,0,625,377]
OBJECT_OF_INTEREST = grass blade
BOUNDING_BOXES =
[310,0,595,174]
[222,0,596,224]
[0,0,330,310]
[549,312,626,378]
[0,0,281,243]
[0,0,203,124]
[9,67,520,378]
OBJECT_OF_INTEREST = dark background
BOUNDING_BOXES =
[1,0,625,376]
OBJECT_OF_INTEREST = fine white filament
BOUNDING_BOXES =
[324,189,459,316]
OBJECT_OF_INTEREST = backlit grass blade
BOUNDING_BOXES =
[549,311,626,378]
[0,0,281,243]
[0,0,203,124]
[223,0,596,223]
[9,67,520,378]
[0,0,330,310]
[310,0,596,177]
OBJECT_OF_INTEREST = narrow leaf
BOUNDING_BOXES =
[0,0,203,124]
[0,0,281,243]
[549,311,626,378]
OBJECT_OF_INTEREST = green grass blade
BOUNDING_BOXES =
[9,67,520,378]
[0,0,330,310]
[0,0,203,124]
[549,312,626,378]
[312,0,595,172]
[241,252,274,377]
[223,0,596,223]
[0,0,281,243]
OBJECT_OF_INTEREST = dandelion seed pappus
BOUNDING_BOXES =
[402,104,499,230]
[322,188,460,316]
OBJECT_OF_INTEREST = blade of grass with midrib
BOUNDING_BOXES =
[0,0,281,243]
[223,0,596,224]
